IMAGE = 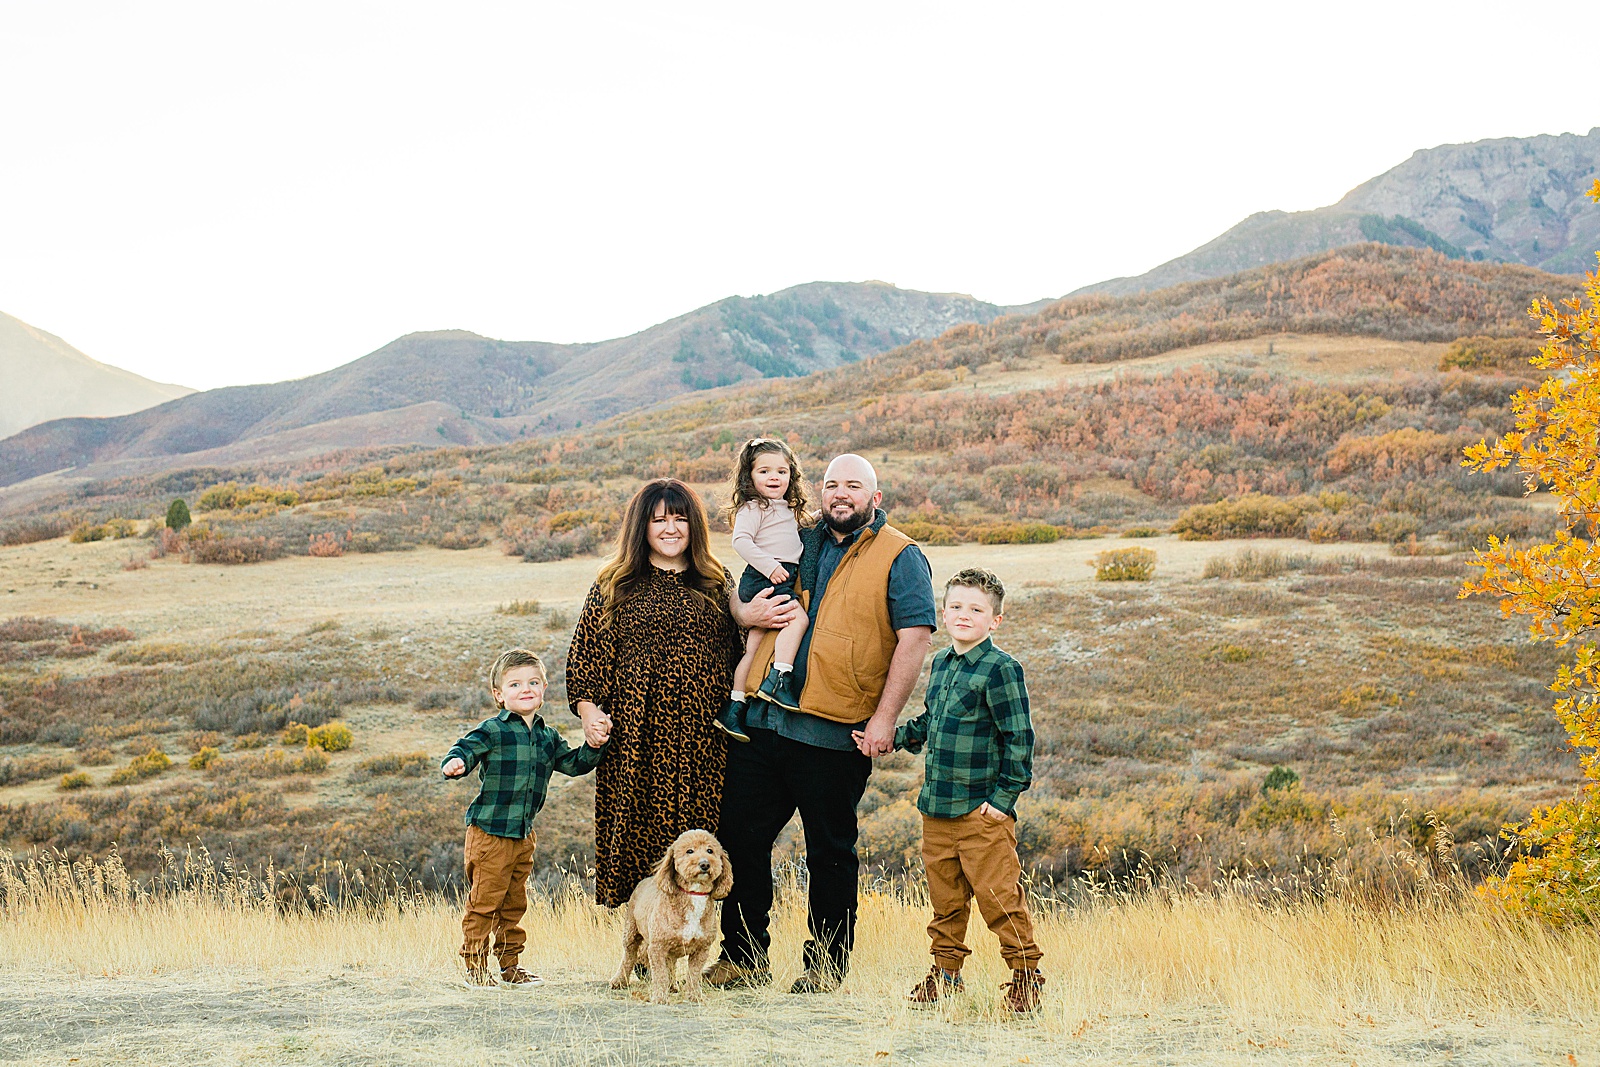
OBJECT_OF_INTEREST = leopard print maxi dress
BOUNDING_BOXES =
[566,565,739,907]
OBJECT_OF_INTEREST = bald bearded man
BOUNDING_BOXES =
[706,454,936,993]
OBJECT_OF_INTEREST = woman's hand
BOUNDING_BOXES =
[577,701,613,747]
[442,757,466,779]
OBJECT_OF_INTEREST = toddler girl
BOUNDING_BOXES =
[716,438,813,741]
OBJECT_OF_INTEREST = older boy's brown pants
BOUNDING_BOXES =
[461,824,537,969]
[922,809,1042,972]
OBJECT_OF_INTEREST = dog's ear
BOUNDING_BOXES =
[652,845,681,897]
[711,849,733,900]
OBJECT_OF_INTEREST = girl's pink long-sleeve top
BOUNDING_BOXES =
[730,500,803,577]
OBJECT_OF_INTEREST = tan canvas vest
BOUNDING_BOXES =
[749,522,914,724]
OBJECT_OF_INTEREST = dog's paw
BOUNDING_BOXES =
[609,978,629,990]
[648,991,671,1005]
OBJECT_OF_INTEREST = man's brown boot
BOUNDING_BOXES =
[788,964,842,994]
[907,965,964,1005]
[1000,967,1045,1013]
[703,959,772,989]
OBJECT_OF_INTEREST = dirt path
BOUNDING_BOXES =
[0,971,1577,1067]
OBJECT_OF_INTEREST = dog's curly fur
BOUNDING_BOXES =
[610,828,732,1003]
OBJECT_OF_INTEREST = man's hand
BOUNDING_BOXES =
[733,586,800,630]
[978,802,1011,821]
[442,757,466,779]
[849,729,878,757]
[855,625,932,758]
[768,564,790,583]
[858,711,896,757]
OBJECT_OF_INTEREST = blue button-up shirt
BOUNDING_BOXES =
[746,522,936,751]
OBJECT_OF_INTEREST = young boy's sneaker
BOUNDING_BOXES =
[713,698,751,742]
[907,965,964,1005]
[1000,968,1045,1013]
[464,964,498,989]
[500,965,544,987]
[754,667,801,712]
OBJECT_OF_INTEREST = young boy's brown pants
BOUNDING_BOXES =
[460,824,537,970]
[921,809,1042,972]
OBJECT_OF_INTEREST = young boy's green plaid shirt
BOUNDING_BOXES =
[443,709,606,839]
[893,637,1033,817]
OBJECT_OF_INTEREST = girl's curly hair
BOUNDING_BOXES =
[721,438,816,526]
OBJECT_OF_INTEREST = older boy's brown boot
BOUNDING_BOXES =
[1000,967,1045,1013]
[907,965,964,1005]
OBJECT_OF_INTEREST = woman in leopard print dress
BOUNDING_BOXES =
[567,478,742,907]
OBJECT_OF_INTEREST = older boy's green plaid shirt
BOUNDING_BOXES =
[443,709,605,839]
[893,638,1033,818]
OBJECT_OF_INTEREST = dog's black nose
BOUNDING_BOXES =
[698,859,710,872]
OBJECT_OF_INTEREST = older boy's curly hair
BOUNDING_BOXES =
[721,437,817,526]
[945,568,1006,613]
[489,648,547,706]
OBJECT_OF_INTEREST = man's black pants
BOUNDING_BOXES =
[718,726,872,975]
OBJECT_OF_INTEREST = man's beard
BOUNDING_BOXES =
[825,502,872,535]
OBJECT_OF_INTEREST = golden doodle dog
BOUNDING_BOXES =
[610,828,732,1003]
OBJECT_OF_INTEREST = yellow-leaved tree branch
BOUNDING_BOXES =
[1462,178,1600,923]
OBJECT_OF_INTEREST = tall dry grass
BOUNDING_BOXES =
[3,847,1597,1033]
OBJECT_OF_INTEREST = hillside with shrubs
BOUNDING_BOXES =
[0,245,1575,565]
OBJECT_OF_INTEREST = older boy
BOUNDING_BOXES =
[442,648,609,988]
[857,567,1044,1013]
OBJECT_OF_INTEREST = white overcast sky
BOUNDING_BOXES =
[2,1,1595,390]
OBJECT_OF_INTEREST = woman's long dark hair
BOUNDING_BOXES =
[596,479,727,625]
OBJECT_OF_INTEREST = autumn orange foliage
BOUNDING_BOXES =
[1461,180,1600,923]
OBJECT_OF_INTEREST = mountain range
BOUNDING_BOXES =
[0,283,1032,488]
[0,312,192,440]
[3,128,1596,493]
[1076,128,1600,296]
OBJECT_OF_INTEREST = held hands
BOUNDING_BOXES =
[578,705,613,748]
[850,715,896,758]
[768,564,790,583]
[442,757,466,779]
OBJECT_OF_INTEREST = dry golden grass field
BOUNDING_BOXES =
[2,849,1598,1067]
[1,531,1596,1064]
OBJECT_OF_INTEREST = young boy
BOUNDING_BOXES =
[855,567,1044,1013]
[442,648,609,988]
